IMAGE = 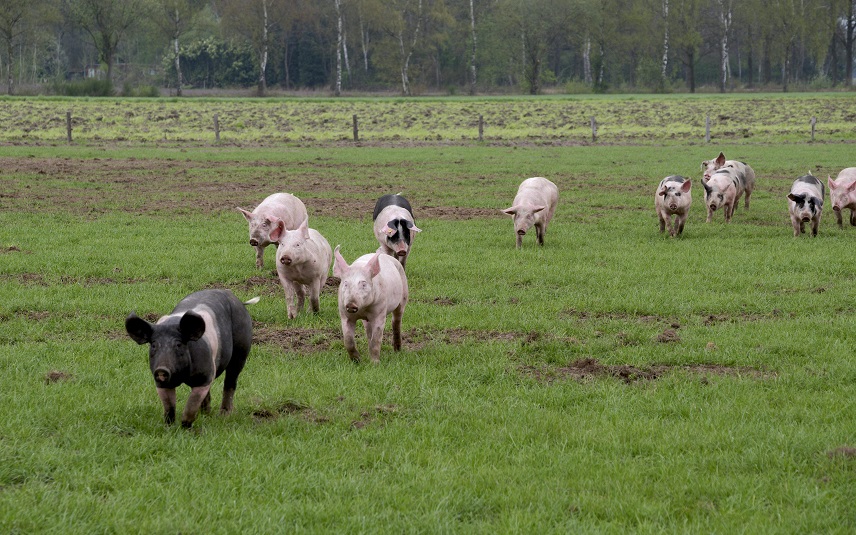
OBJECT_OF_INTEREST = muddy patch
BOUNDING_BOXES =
[45,370,74,384]
[352,404,398,429]
[253,324,342,353]
[251,400,329,423]
[519,357,771,384]
[827,446,856,459]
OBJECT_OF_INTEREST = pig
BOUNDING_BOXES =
[125,289,258,428]
[237,193,309,269]
[268,215,333,319]
[787,174,824,237]
[702,168,740,223]
[701,152,756,210]
[333,246,408,364]
[502,177,559,248]
[655,175,692,237]
[373,194,421,269]
[827,168,856,229]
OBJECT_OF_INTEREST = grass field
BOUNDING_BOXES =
[1,95,856,532]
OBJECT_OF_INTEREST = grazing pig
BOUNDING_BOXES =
[502,177,559,248]
[827,168,856,229]
[787,174,824,237]
[125,289,258,428]
[333,246,408,364]
[702,168,740,223]
[268,216,332,319]
[237,193,309,269]
[655,175,692,237]
[701,152,756,209]
[373,194,421,269]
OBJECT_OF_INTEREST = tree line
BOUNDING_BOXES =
[2,0,855,96]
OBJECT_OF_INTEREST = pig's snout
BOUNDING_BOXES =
[517,229,526,236]
[280,255,292,265]
[154,367,171,383]
[833,205,841,212]
[345,303,359,314]
[396,250,407,258]
[249,239,259,246]
[669,203,678,211]
[802,216,811,222]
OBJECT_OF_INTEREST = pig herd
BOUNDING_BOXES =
[125,152,856,427]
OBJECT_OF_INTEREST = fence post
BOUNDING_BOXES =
[213,114,220,143]
[810,116,816,142]
[66,111,72,143]
[353,114,359,142]
[705,115,711,143]
[478,114,484,141]
[590,116,597,142]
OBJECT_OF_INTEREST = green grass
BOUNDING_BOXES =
[2,113,856,532]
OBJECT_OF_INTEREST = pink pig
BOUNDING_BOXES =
[268,216,332,319]
[333,246,408,364]
[655,175,692,237]
[702,169,738,223]
[701,152,756,210]
[502,177,558,248]
[237,193,308,269]
[828,168,856,229]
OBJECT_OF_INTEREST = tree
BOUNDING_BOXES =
[218,0,279,95]
[66,0,148,85]
[0,0,57,94]
[153,0,205,96]
[670,0,703,92]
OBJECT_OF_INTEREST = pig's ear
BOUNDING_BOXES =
[702,181,712,195]
[383,224,397,237]
[788,193,806,203]
[657,189,667,197]
[502,206,518,216]
[406,221,422,233]
[847,181,856,192]
[532,205,547,214]
[716,152,726,166]
[268,217,286,243]
[237,207,253,222]
[367,253,382,279]
[298,217,310,240]
[179,312,206,342]
[681,180,692,192]
[333,245,348,278]
[125,313,153,345]
[828,176,836,190]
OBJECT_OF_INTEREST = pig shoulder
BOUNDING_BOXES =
[373,194,414,221]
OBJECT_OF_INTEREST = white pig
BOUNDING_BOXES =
[268,216,332,319]
[701,152,756,209]
[702,169,739,223]
[333,246,408,364]
[787,174,824,237]
[237,193,309,269]
[655,175,692,237]
[827,168,856,229]
[502,177,558,248]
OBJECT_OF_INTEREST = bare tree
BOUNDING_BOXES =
[717,0,733,92]
[468,0,477,94]
[219,0,276,95]
[66,0,148,85]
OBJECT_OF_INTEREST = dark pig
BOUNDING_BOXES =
[372,194,421,269]
[125,289,258,428]
[787,174,824,237]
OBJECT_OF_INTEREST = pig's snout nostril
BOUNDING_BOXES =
[280,256,292,265]
[396,251,407,257]
[249,239,259,246]
[709,204,716,211]
[802,217,811,222]
[833,206,841,212]
[517,230,526,235]
[154,368,170,383]
[669,204,678,211]
[346,304,358,314]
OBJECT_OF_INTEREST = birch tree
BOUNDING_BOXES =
[716,0,733,92]
[378,0,423,95]
[0,0,30,93]
[219,0,277,95]
[153,0,205,96]
[334,0,344,95]
[468,0,477,94]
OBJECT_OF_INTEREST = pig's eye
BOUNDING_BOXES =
[675,193,681,197]
[718,194,723,200]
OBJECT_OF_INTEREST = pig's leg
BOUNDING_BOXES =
[157,387,177,425]
[309,278,322,314]
[536,223,545,246]
[366,318,385,364]
[282,279,298,319]
[342,318,360,362]
[255,245,265,269]
[675,214,687,236]
[811,218,819,237]
[791,218,801,237]
[744,189,752,209]
[658,212,667,233]
[724,203,733,223]
[706,206,713,223]
[201,391,211,414]
[181,384,212,428]
[220,357,247,415]
[392,305,403,352]
[850,209,856,227]
[834,209,843,228]
[293,282,306,315]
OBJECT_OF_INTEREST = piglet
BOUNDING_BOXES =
[655,175,692,237]
[373,194,421,269]
[237,193,309,269]
[333,246,408,364]
[268,216,332,319]
[702,168,739,223]
[502,177,558,248]
[701,152,756,209]
[787,174,824,237]
[827,168,856,229]
[125,289,258,428]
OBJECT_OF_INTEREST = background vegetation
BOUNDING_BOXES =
[1,0,856,97]
[1,94,856,531]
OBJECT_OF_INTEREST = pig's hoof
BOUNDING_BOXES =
[181,421,193,429]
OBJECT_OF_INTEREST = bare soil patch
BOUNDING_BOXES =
[520,357,771,384]
[45,370,74,384]
[251,400,329,424]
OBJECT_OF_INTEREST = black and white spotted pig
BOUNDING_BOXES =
[787,174,824,237]
[373,194,421,269]
[655,175,692,237]
[125,289,258,428]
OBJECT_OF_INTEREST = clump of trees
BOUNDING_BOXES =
[1,0,855,96]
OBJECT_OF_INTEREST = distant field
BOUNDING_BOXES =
[1,92,855,145]
[1,99,856,532]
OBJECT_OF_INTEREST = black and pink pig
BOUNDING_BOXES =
[787,174,824,237]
